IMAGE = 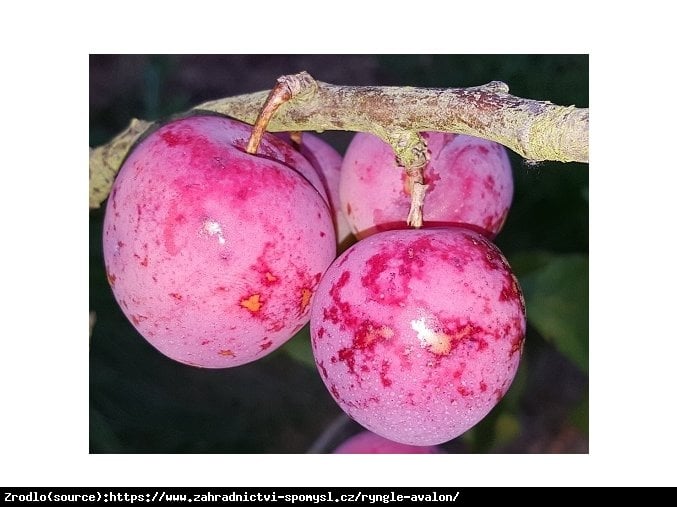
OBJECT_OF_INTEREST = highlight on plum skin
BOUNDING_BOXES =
[103,114,336,368]
[339,132,514,239]
[310,227,525,446]
[333,430,443,454]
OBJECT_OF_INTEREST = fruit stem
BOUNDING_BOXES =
[246,72,317,154]
[383,130,430,228]
[406,165,429,228]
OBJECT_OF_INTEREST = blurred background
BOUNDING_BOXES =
[89,55,588,453]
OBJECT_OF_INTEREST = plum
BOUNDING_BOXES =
[103,115,336,368]
[333,430,442,454]
[277,132,352,246]
[310,227,525,445]
[339,132,513,239]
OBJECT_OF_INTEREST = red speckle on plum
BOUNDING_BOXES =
[162,209,188,256]
[380,361,393,387]
[318,360,329,379]
[317,327,325,339]
[260,340,273,351]
[354,321,393,350]
[510,334,525,356]
[457,385,472,397]
[169,293,183,301]
[200,339,211,345]
[500,275,521,303]
[346,203,352,215]
[320,231,326,237]
[359,239,431,304]
[161,130,181,147]
[106,268,116,286]
[423,166,442,193]
[131,314,148,325]
[337,348,357,374]
[480,381,488,392]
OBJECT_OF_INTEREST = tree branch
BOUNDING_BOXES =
[89,73,588,209]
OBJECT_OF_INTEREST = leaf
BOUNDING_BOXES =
[493,412,521,447]
[508,250,555,278]
[280,325,316,369]
[89,118,151,209]
[518,253,589,372]
[568,392,589,434]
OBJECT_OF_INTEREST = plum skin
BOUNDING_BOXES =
[339,132,513,239]
[310,227,525,445]
[333,430,442,454]
[277,132,352,246]
[103,115,336,368]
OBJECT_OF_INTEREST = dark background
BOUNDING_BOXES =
[89,55,588,453]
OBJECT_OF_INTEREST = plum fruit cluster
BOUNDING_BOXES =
[103,115,525,448]
[310,132,525,446]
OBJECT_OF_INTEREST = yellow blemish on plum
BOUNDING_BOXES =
[240,294,263,312]
[360,324,394,347]
[378,326,394,339]
[300,288,312,313]
[218,349,236,357]
[265,272,277,282]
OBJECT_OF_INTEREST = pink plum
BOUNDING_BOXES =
[310,227,525,445]
[103,115,336,368]
[277,132,352,246]
[333,430,443,454]
[339,132,513,239]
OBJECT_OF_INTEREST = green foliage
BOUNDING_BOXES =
[280,326,315,369]
[517,253,589,373]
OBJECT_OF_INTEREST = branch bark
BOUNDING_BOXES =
[89,73,588,209]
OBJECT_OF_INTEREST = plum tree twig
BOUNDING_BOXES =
[89,71,589,224]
